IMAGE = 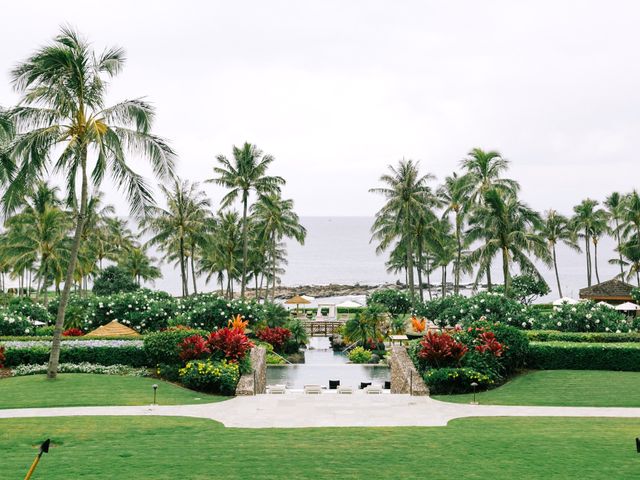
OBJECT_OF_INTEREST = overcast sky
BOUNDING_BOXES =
[1,1,639,217]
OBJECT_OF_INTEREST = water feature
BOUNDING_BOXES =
[266,337,390,389]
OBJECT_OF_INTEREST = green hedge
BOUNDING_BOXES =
[4,345,147,367]
[527,342,640,371]
[527,330,640,343]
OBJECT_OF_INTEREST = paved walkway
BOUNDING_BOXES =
[3,394,640,428]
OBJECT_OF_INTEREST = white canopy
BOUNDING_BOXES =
[596,301,614,308]
[301,295,315,302]
[336,300,363,308]
[615,302,640,311]
[553,297,579,306]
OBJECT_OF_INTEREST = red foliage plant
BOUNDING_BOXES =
[0,346,5,369]
[207,327,254,362]
[179,334,211,361]
[418,331,468,368]
[62,328,84,337]
[475,332,504,357]
[256,327,291,351]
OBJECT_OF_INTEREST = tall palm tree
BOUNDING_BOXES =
[467,189,550,294]
[424,218,457,297]
[251,193,306,300]
[622,190,640,249]
[571,199,606,287]
[142,178,210,297]
[539,210,580,297]
[7,28,175,378]
[605,192,626,279]
[437,172,471,294]
[370,159,435,299]
[461,148,520,289]
[209,143,284,298]
[613,238,640,286]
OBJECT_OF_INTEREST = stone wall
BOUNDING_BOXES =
[389,345,429,396]
[235,346,267,396]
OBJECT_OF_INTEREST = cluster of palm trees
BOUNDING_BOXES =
[142,145,306,301]
[371,149,640,301]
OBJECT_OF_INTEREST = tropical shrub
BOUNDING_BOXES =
[415,292,531,329]
[179,334,210,361]
[423,367,495,395]
[83,290,177,333]
[255,326,291,352]
[416,331,468,368]
[0,309,33,336]
[47,294,93,329]
[285,318,309,346]
[8,297,53,325]
[632,288,640,304]
[538,301,631,333]
[492,274,550,305]
[368,289,411,316]
[411,316,426,332]
[175,294,263,330]
[143,327,209,366]
[261,302,289,328]
[207,327,254,362]
[527,341,640,371]
[33,326,55,336]
[348,346,373,363]
[92,265,139,295]
[179,359,240,395]
[62,328,84,337]
[0,346,5,368]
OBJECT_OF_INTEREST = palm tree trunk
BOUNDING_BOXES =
[406,240,415,299]
[416,241,424,302]
[502,247,510,294]
[190,245,198,295]
[48,148,89,379]
[584,232,592,286]
[486,264,492,291]
[179,237,188,297]
[593,238,601,284]
[441,266,446,297]
[272,239,277,301]
[426,257,432,300]
[455,212,462,295]
[240,191,249,299]
[614,219,624,278]
[552,243,563,298]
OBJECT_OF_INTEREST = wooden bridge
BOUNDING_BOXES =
[301,320,344,336]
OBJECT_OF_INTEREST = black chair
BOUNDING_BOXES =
[360,382,372,390]
[329,380,340,390]
[384,381,391,390]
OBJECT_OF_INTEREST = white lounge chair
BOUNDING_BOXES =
[267,384,286,394]
[304,384,323,394]
[365,384,383,394]
[337,386,353,394]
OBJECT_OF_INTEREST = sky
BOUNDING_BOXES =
[1,0,639,217]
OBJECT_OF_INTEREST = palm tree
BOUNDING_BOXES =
[437,172,471,294]
[467,189,550,294]
[7,28,175,378]
[605,192,626,279]
[539,210,580,297]
[142,178,210,297]
[424,218,457,297]
[613,238,640,286]
[572,199,606,287]
[251,193,306,300]
[209,143,284,298]
[622,190,640,249]
[119,246,161,286]
[461,148,520,289]
[370,159,435,299]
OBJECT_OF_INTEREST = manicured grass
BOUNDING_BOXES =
[1,416,639,479]
[434,370,640,407]
[0,374,225,409]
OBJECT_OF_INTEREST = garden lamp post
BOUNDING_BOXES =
[24,439,50,480]
[152,384,158,405]
[470,382,478,405]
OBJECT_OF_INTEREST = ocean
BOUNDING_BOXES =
[153,216,631,302]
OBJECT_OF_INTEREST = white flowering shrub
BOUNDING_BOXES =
[540,301,633,333]
[174,293,265,330]
[0,308,33,336]
[11,362,148,377]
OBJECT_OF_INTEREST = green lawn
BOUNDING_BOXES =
[434,370,640,407]
[1,416,639,479]
[0,374,225,409]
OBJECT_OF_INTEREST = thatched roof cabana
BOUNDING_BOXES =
[85,320,141,337]
[578,279,635,304]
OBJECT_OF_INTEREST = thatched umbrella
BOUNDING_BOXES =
[284,294,311,315]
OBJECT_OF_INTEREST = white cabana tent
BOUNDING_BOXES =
[615,302,640,311]
[336,300,363,309]
[553,297,579,306]
[316,303,337,320]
